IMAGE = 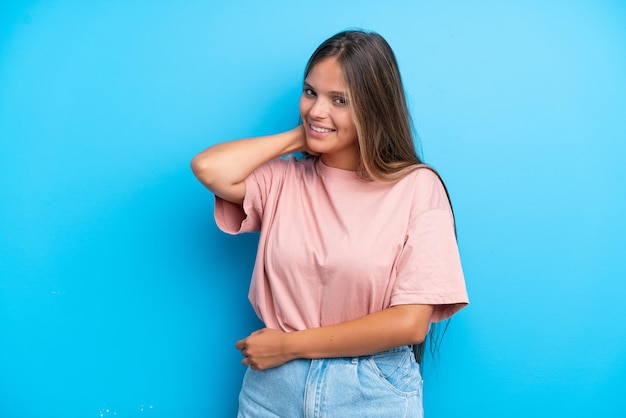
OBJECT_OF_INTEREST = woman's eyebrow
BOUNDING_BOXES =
[303,82,346,96]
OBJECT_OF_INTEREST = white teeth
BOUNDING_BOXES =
[311,125,333,133]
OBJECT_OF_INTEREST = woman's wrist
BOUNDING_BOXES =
[280,125,307,155]
[284,328,309,361]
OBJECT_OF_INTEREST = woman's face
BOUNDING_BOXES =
[300,57,358,170]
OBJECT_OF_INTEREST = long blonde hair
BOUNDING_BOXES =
[304,30,423,182]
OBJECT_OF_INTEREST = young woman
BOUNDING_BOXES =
[192,29,468,418]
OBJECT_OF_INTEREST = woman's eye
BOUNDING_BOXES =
[334,97,347,105]
[304,88,315,96]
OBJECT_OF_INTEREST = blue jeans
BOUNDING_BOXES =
[237,346,423,418]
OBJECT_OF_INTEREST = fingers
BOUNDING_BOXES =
[241,356,257,370]
[235,339,245,350]
[235,328,271,370]
[237,337,251,367]
[235,328,264,349]
[239,345,256,369]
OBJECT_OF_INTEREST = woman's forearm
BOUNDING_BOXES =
[191,126,306,203]
[236,304,433,370]
[287,304,433,359]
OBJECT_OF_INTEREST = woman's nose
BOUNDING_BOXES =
[309,98,329,118]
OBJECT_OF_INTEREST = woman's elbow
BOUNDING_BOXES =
[405,320,429,345]
[191,152,219,188]
[410,326,429,345]
[190,152,245,203]
[394,304,433,345]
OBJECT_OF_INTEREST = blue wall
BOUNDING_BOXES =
[1,1,625,417]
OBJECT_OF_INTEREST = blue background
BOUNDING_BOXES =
[1,1,625,417]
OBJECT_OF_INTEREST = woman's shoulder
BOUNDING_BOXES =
[401,164,445,187]
[399,164,452,211]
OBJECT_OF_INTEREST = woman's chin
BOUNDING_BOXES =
[304,139,324,155]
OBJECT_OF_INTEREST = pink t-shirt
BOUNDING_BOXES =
[215,156,468,332]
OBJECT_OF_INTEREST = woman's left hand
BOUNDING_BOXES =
[235,328,292,370]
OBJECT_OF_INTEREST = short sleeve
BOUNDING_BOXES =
[213,157,291,235]
[390,169,469,322]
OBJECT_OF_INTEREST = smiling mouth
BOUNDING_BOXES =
[310,124,335,133]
